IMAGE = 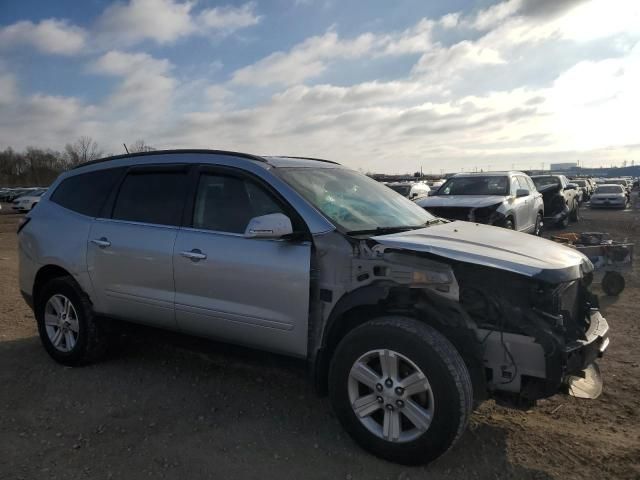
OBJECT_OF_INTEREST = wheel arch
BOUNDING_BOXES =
[312,284,487,404]
[33,264,75,307]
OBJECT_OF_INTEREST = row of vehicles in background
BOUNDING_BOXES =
[386,173,637,233]
[0,187,48,212]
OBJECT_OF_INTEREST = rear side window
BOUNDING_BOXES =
[112,171,188,226]
[51,168,123,217]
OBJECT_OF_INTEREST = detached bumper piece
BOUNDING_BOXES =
[565,363,602,399]
[562,309,609,399]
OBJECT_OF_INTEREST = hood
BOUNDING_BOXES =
[372,221,592,283]
[416,195,506,209]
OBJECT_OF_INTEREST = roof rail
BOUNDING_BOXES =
[72,149,267,170]
[278,155,340,165]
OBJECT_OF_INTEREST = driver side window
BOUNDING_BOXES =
[193,174,286,234]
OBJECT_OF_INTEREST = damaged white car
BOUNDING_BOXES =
[19,151,609,465]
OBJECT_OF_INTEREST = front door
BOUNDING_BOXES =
[173,169,311,357]
[510,176,530,232]
[87,166,189,329]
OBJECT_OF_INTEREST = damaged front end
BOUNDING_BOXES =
[348,224,609,408]
[540,185,570,226]
[456,264,609,407]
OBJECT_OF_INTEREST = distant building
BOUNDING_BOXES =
[550,162,578,171]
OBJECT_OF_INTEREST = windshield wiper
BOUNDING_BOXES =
[346,221,441,236]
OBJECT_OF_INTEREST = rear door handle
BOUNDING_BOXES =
[91,238,111,248]
[180,249,207,261]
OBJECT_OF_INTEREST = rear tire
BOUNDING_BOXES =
[35,276,112,366]
[328,316,472,465]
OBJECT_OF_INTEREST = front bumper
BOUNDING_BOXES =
[484,308,610,404]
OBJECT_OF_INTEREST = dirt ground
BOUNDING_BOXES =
[0,196,639,480]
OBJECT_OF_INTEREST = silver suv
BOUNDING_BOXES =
[416,172,545,235]
[19,150,609,465]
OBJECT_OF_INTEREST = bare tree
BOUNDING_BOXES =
[64,136,103,166]
[128,139,155,153]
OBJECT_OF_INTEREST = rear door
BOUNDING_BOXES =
[87,165,189,329]
[173,166,312,357]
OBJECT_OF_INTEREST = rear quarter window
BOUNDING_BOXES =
[50,168,124,217]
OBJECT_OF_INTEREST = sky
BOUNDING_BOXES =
[0,0,638,173]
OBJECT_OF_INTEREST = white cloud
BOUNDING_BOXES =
[95,0,260,46]
[0,73,17,105]
[90,51,176,116]
[96,0,195,46]
[231,30,376,86]
[0,19,86,55]
[197,2,261,33]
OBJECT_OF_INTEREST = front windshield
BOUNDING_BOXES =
[574,180,586,187]
[275,167,435,233]
[596,185,624,194]
[532,176,560,188]
[436,176,508,195]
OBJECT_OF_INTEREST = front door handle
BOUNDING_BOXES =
[91,237,111,248]
[180,249,207,261]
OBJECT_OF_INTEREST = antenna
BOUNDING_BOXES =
[123,143,130,154]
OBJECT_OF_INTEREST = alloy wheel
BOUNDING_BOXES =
[348,349,435,443]
[44,294,79,353]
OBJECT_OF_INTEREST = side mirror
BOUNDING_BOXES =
[244,213,293,239]
[516,188,530,198]
[410,192,417,198]
[565,183,577,190]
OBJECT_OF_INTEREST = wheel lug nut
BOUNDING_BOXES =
[386,404,394,411]
[395,387,404,396]
[376,383,383,392]
[376,396,384,404]
[385,378,393,388]
[396,400,404,408]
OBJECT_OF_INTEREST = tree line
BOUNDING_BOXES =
[0,138,154,187]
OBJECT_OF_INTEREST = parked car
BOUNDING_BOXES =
[531,175,579,228]
[426,179,446,195]
[606,178,632,194]
[571,179,590,202]
[12,188,47,212]
[386,181,430,200]
[589,184,629,209]
[1,188,32,202]
[415,172,544,235]
[18,150,609,465]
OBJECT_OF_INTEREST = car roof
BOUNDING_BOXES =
[72,149,341,171]
[451,171,524,177]
[597,184,624,188]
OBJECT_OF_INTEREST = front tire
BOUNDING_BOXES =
[504,217,515,230]
[35,276,112,366]
[534,212,543,236]
[328,317,473,465]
